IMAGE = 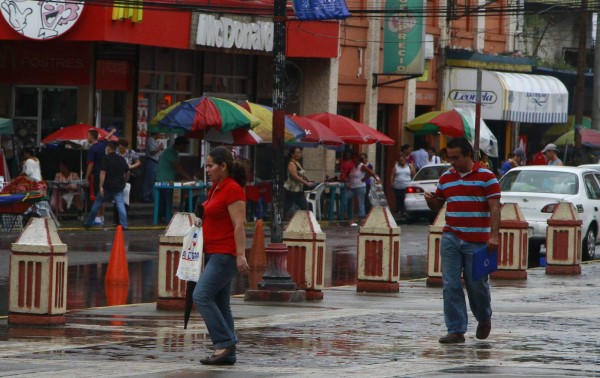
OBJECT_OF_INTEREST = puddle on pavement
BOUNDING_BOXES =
[0,247,428,317]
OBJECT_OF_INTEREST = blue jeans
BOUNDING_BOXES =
[86,189,127,228]
[142,159,158,201]
[440,232,492,334]
[193,253,238,349]
[346,186,367,218]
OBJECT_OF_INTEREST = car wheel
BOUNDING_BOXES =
[582,227,596,261]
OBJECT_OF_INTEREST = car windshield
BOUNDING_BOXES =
[413,165,451,181]
[500,170,578,194]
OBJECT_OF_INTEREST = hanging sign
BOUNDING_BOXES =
[293,0,350,20]
[383,0,425,75]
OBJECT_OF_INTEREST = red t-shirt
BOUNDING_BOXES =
[202,177,246,255]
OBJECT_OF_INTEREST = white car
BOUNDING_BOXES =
[499,166,600,261]
[404,164,451,221]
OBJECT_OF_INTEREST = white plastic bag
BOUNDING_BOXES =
[176,225,203,282]
[368,184,388,207]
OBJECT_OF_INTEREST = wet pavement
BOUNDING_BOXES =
[1,215,600,376]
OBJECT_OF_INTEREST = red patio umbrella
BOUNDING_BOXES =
[288,115,344,147]
[41,124,118,146]
[306,112,394,145]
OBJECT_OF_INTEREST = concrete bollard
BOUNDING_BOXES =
[492,203,529,280]
[284,210,326,300]
[357,206,400,293]
[157,212,196,310]
[9,218,68,325]
[546,202,582,275]
[426,205,447,287]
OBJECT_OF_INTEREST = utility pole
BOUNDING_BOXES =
[574,0,588,155]
[271,0,287,243]
[593,12,600,130]
[474,68,482,162]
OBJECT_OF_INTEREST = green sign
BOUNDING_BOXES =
[383,0,425,75]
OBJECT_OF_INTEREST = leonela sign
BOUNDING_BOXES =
[449,90,497,104]
[196,14,274,52]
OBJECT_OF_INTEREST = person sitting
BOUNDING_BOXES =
[50,161,83,215]
[1,147,47,195]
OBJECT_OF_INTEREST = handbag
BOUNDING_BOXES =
[176,225,203,282]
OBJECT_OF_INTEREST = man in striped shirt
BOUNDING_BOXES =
[425,137,501,344]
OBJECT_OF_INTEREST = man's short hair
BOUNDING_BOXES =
[107,141,118,150]
[88,129,99,140]
[447,137,473,158]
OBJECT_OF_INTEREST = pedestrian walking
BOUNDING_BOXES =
[142,132,164,202]
[193,146,249,365]
[84,141,129,229]
[284,147,313,219]
[345,152,378,226]
[390,154,415,218]
[424,137,501,344]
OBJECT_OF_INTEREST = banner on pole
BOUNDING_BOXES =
[293,0,351,20]
[383,0,425,75]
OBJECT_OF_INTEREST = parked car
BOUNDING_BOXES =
[404,163,451,221]
[499,166,600,261]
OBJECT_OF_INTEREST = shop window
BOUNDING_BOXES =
[203,53,253,100]
[137,47,196,154]
[12,86,78,147]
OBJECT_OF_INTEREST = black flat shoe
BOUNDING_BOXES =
[200,346,236,365]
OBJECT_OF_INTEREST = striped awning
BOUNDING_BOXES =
[444,68,569,124]
[493,71,568,124]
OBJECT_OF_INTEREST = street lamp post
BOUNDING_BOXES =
[271,0,287,244]
[245,0,303,300]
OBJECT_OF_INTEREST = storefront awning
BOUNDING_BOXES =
[444,68,569,124]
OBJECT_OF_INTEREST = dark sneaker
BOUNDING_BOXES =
[476,321,492,340]
[439,333,465,344]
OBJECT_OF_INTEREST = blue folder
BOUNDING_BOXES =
[472,246,498,281]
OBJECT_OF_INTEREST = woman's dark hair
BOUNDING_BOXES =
[22,147,35,157]
[287,147,302,160]
[209,146,247,187]
[447,137,473,158]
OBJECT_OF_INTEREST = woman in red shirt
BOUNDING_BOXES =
[193,146,249,365]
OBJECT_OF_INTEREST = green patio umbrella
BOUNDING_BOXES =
[0,118,13,135]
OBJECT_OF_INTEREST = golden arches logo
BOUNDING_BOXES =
[112,0,143,23]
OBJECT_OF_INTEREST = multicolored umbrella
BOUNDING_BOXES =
[240,102,306,142]
[204,127,263,145]
[406,108,498,157]
[306,112,394,145]
[151,96,261,134]
[406,109,471,138]
[544,115,592,142]
[554,128,600,148]
[41,124,118,146]
[288,115,344,147]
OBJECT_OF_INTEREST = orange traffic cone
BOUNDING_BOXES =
[248,219,267,289]
[105,225,130,285]
[105,282,129,306]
